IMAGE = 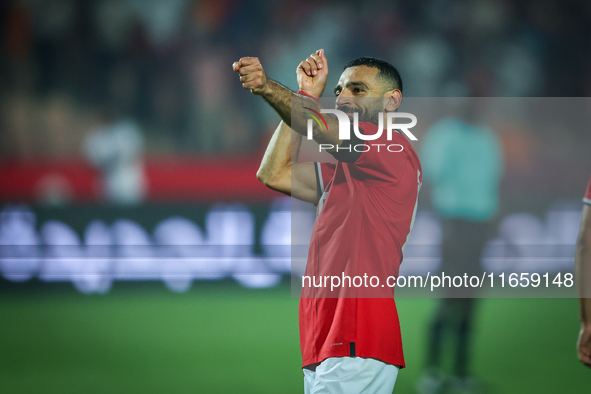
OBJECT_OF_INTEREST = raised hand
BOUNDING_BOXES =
[232,57,269,95]
[578,325,591,368]
[297,49,329,98]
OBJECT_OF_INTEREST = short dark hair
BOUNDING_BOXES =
[344,57,403,94]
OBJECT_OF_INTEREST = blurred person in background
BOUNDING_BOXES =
[576,175,591,368]
[417,99,504,394]
[83,105,146,205]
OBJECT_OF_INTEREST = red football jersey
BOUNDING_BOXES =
[299,121,422,369]
[584,176,591,205]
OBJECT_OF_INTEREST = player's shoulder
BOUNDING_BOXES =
[356,120,416,146]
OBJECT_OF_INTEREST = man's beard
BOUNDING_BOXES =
[337,102,383,124]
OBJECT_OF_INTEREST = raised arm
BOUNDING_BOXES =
[576,202,591,368]
[240,50,331,204]
[232,51,341,147]
[256,121,318,204]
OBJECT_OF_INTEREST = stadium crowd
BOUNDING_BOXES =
[1,0,591,159]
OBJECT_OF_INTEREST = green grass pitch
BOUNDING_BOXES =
[0,280,590,393]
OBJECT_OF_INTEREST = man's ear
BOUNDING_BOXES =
[384,89,402,112]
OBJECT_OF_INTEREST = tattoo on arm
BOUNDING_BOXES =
[261,80,341,146]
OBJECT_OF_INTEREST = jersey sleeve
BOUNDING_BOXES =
[314,162,336,196]
[584,175,591,205]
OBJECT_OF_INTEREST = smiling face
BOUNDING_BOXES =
[334,65,402,123]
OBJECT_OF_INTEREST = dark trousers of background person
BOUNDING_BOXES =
[426,218,492,378]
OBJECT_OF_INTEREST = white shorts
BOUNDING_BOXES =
[303,357,399,394]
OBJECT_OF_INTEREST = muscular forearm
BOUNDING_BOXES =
[256,121,301,185]
[233,56,338,146]
[260,80,296,127]
[261,80,340,146]
[256,120,318,203]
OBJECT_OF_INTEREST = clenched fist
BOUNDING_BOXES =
[232,57,268,95]
[297,49,329,98]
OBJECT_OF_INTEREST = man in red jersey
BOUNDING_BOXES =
[233,49,421,393]
[576,175,591,368]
